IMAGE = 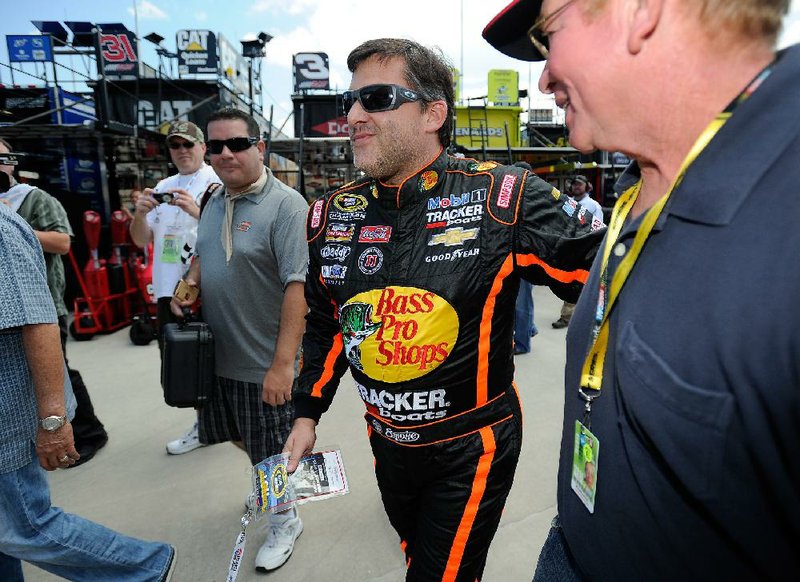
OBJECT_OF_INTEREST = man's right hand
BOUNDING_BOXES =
[135,188,159,215]
[283,418,317,473]
[170,275,199,317]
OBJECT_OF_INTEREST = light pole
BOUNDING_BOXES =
[240,32,272,118]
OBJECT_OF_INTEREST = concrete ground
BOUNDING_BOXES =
[23,286,568,582]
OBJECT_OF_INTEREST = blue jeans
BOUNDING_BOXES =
[533,515,584,581]
[514,280,538,353]
[0,449,173,581]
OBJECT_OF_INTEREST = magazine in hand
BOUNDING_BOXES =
[251,448,348,518]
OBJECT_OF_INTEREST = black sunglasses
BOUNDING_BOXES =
[168,140,196,150]
[206,136,260,154]
[341,84,422,115]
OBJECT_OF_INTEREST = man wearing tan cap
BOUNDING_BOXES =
[484,0,798,580]
[130,120,219,455]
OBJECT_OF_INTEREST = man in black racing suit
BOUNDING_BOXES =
[284,38,605,582]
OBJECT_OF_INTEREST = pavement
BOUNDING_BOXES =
[23,286,569,582]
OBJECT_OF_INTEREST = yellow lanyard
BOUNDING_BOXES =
[579,112,731,400]
[578,63,774,405]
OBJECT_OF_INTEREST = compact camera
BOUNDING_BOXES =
[151,191,175,204]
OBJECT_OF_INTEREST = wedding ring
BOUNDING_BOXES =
[59,455,70,463]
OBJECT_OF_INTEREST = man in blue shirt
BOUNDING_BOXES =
[484,0,799,579]
[0,204,176,581]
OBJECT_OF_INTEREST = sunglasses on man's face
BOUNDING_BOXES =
[168,140,195,150]
[206,136,260,155]
[341,84,422,115]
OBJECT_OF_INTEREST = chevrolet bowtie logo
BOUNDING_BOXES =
[428,227,479,247]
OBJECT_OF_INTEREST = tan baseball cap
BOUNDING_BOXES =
[167,121,204,143]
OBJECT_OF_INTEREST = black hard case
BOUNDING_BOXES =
[161,321,214,408]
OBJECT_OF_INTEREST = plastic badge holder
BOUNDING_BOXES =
[251,447,349,519]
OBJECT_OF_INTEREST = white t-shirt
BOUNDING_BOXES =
[145,163,219,298]
[575,194,605,224]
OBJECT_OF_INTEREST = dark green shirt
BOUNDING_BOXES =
[16,188,73,317]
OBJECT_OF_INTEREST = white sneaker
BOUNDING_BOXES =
[254,512,303,571]
[166,422,206,455]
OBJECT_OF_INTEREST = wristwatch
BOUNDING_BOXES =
[39,415,67,432]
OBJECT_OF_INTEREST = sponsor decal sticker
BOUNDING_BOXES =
[591,217,604,231]
[270,463,288,499]
[320,244,351,262]
[325,223,355,242]
[425,248,480,263]
[310,199,324,228]
[333,192,368,213]
[321,264,348,282]
[329,211,366,221]
[384,427,421,442]
[498,174,517,209]
[551,187,562,200]
[358,225,392,243]
[358,247,384,275]
[427,188,486,210]
[428,227,479,247]
[578,206,588,224]
[562,198,578,217]
[236,220,252,232]
[340,287,459,383]
[426,203,483,229]
[418,170,439,192]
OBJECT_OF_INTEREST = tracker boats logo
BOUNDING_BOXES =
[358,381,451,423]
[340,287,459,382]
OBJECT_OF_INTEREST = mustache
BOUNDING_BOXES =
[349,125,376,139]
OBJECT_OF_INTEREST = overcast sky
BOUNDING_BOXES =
[2,0,799,133]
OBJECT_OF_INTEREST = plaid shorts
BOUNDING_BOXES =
[198,376,294,465]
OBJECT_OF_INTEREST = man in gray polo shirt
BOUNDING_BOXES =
[171,108,308,573]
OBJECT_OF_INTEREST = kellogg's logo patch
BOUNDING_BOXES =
[339,286,459,383]
[498,174,517,209]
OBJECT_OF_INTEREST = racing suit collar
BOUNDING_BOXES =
[376,148,448,209]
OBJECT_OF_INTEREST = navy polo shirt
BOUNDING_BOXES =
[558,44,800,580]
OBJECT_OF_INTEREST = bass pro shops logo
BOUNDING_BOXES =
[339,286,459,383]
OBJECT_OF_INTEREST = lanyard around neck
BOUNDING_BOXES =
[578,64,773,398]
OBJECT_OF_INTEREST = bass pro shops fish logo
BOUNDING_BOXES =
[339,302,383,371]
[339,286,459,383]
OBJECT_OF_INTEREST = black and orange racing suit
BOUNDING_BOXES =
[295,149,603,581]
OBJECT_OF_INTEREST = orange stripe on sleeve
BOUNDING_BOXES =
[477,254,515,405]
[311,333,343,397]
[516,253,589,285]
[442,427,496,581]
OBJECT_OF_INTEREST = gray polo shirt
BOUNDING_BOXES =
[197,169,308,384]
